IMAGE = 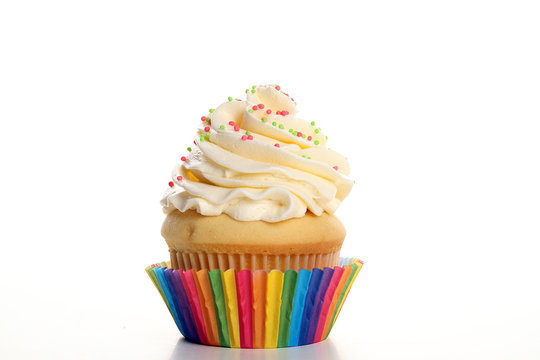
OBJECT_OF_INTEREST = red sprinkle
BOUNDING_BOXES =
[281,110,289,116]
[275,85,281,91]
[297,132,302,137]
[291,98,294,101]
[234,125,240,131]
[333,166,339,171]
[276,111,281,115]
[229,121,235,126]
[181,156,187,161]
[201,116,206,122]
[176,176,183,181]
[307,136,312,141]
[193,141,196,145]
[284,93,289,97]
[204,126,210,132]
[208,119,211,125]
[247,135,253,140]
[252,105,258,111]
[258,104,264,109]
[241,135,247,141]
[274,143,280,147]
[168,181,174,187]
[266,109,272,114]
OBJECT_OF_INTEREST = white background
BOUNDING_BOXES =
[1,1,539,359]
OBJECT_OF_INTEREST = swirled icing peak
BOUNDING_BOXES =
[161,84,354,222]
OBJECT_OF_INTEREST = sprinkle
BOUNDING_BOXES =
[181,156,187,161]
[302,134,306,139]
[314,140,320,145]
[208,119,211,125]
[262,117,267,123]
[245,89,249,93]
[274,143,280,147]
[279,124,284,129]
[168,181,174,187]
[219,125,225,130]
[193,140,196,145]
[229,121,235,126]
[289,128,293,133]
[311,121,316,126]
[245,131,251,135]
[297,131,302,137]
[302,155,306,158]
[201,116,207,122]
[308,157,311,159]
[276,111,281,115]
[199,135,205,142]
[234,125,240,131]
[204,126,210,132]
[248,109,253,113]
[333,166,339,171]
[247,135,253,140]
[293,131,297,136]
[228,96,233,102]
[176,176,183,181]
[275,85,281,90]
[281,110,289,116]
[205,134,210,140]
[187,147,192,152]
[209,108,215,113]
[315,128,320,134]
[326,136,328,140]
[252,105,258,111]
[241,135,247,141]
[272,121,277,126]
[251,89,256,93]
[252,85,256,89]
[266,109,272,114]
[258,104,264,109]
[291,98,295,102]
[307,136,312,141]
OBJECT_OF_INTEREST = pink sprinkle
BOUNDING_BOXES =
[229,121,235,126]
[168,181,174,187]
[266,109,272,114]
[291,98,294,102]
[284,93,289,97]
[176,176,183,181]
[333,166,339,171]
[297,132,302,137]
[258,104,264,109]
[234,125,240,132]
[274,143,280,148]
[181,156,187,161]
[276,111,281,115]
[275,85,281,91]
[307,136,312,141]
[241,135,247,141]
[247,135,253,140]
[281,110,289,116]
[201,116,206,122]
[252,105,258,111]
[204,126,210,132]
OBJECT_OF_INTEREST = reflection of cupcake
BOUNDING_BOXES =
[161,84,354,272]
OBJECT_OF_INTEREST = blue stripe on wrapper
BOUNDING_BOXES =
[170,270,200,343]
[155,267,184,335]
[298,268,323,346]
[306,267,335,344]
[288,269,312,347]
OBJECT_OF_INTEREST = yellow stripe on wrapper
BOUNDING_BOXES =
[222,269,240,348]
[264,270,284,348]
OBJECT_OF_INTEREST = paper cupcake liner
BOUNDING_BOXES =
[169,249,342,272]
[146,257,363,348]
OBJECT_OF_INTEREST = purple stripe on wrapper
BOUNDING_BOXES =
[162,268,188,337]
[170,270,200,343]
[306,267,335,344]
[298,268,323,346]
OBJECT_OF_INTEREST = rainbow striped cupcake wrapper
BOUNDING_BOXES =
[146,257,363,348]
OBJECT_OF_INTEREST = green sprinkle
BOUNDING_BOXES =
[278,124,284,129]
[187,147,192,152]
[246,89,249,93]
[315,128,320,134]
[272,121,277,126]
[219,125,225,130]
[245,131,251,135]
[251,89,256,93]
[326,136,328,140]
[252,85,256,89]
[293,131,298,136]
[206,119,210,123]
[294,102,297,105]
[289,128,293,133]
[308,157,311,159]
[209,108,215,113]
[205,134,210,140]
[262,117,267,123]
[311,121,315,126]
[302,155,306,158]
[228,96,233,102]
[200,135,205,142]
[302,134,306,139]
[248,109,253,113]
[314,140,320,145]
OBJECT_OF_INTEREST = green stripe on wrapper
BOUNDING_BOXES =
[277,270,298,347]
[208,269,231,347]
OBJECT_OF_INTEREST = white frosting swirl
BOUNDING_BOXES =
[161,84,354,222]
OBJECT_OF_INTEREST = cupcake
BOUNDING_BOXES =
[161,84,354,272]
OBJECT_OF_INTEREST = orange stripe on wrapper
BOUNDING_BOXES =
[252,270,267,349]
[195,269,220,346]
